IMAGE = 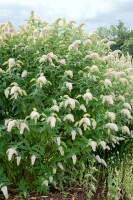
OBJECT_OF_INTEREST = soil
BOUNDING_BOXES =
[0,187,87,200]
[0,184,129,200]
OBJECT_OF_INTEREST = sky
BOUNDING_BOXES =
[0,0,133,32]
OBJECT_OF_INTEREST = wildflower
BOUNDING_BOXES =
[91,119,97,129]
[88,32,97,38]
[69,40,81,51]
[50,105,59,112]
[37,73,47,87]
[106,41,116,48]
[100,159,107,167]
[47,116,56,128]
[103,55,114,62]
[118,95,125,102]
[77,128,83,136]
[64,70,73,78]
[8,58,15,68]
[77,23,85,29]
[39,52,57,63]
[64,114,74,122]
[89,140,97,152]
[106,112,116,122]
[72,154,77,165]
[31,155,36,165]
[83,92,93,101]
[79,117,91,130]
[85,53,100,60]
[20,122,29,134]
[53,168,57,174]
[39,55,48,62]
[117,71,126,77]
[40,29,47,38]
[125,68,133,73]
[80,104,87,112]
[100,38,109,43]
[30,10,35,18]
[47,52,57,60]
[57,162,64,170]
[99,141,107,150]
[95,155,101,163]
[119,78,128,84]
[71,130,76,140]
[16,156,21,166]
[56,137,61,146]
[33,29,39,39]
[110,50,122,56]
[106,123,118,131]
[49,176,53,183]
[10,85,22,96]
[65,98,75,110]
[21,70,27,78]
[65,82,73,92]
[83,39,92,46]
[111,136,118,144]
[95,155,107,167]
[6,148,17,161]
[123,102,131,110]
[30,108,40,121]
[90,65,99,72]
[121,109,132,119]
[1,186,8,200]
[106,146,110,150]
[122,126,130,134]
[42,180,48,186]
[54,18,62,24]
[104,79,112,88]
[102,95,114,105]
[58,146,64,156]
[68,20,76,25]
[4,88,10,98]
[7,120,16,132]
[58,59,66,65]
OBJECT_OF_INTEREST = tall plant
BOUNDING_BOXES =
[0,12,133,199]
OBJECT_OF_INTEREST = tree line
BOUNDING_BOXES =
[97,21,133,55]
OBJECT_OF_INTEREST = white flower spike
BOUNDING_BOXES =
[20,122,29,134]
[1,186,8,200]
[7,120,16,132]
[71,130,76,140]
[31,155,36,165]
[65,82,73,92]
[64,114,74,122]
[47,116,56,128]
[72,154,77,165]
[6,148,17,161]
[21,70,27,78]
[106,123,118,132]
[30,108,40,121]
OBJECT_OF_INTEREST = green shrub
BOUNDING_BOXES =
[0,12,133,199]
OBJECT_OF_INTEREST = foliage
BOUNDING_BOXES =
[0,12,133,199]
[97,21,133,55]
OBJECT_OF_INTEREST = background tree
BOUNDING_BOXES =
[97,21,133,55]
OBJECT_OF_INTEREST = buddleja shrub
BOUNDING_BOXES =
[0,11,133,199]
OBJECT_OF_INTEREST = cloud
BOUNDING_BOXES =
[0,0,132,32]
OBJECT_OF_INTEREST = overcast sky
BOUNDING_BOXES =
[0,0,133,32]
